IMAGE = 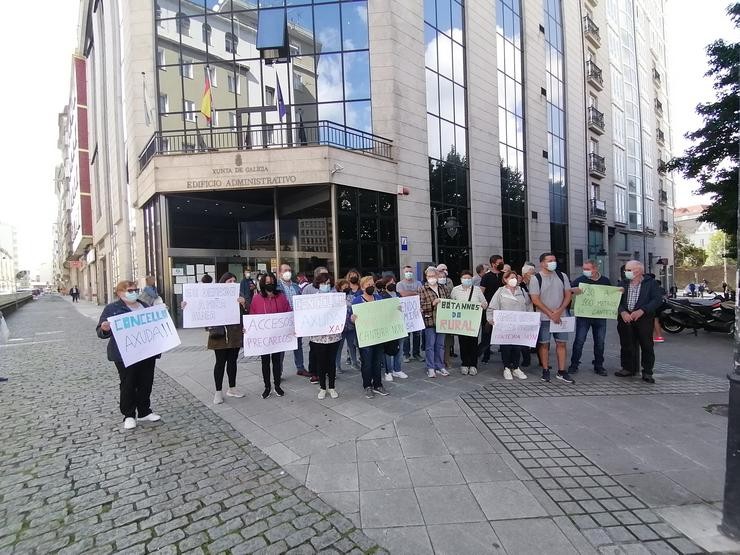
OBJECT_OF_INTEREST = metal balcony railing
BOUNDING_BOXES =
[588,106,605,134]
[586,60,604,89]
[590,198,607,220]
[588,152,606,177]
[138,120,393,172]
[583,15,601,46]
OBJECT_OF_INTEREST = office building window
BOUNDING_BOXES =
[227,74,240,94]
[176,12,190,37]
[183,100,196,122]
[202,23,212,46]
[206,66,217,87]
[157,47,165,66]
[159,94,168,115]
[225,32,238,54]
[265,86,275,106]
[180,60,193,79]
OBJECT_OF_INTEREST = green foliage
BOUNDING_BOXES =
[674,228,708,268]
[705,230,737,265]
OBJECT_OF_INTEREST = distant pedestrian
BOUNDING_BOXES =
[70,286,80,303]
[568,260,611,376]
[688,283,696,297]
[669,284,677,298]
[96,280,161,430]
[138,276,161,305]
[451,269,488,376]
[311,273,342,399]
[652,278,667,343]
[239,268,256,303]
[698,283,705,297]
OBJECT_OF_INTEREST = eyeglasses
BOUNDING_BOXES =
[126,288,140,293]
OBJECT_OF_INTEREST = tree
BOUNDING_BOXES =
[666,3,739,255]
[674,228,708,268]
[706,230,737,266]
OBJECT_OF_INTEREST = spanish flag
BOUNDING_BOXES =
[200,66,212,122]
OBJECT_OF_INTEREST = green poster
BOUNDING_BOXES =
[573,283,622,319]
[434,299,483,337]
[352,298,408,348]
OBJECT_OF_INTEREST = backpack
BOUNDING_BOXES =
[534,270,567,290]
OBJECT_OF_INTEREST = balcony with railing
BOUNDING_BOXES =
[138,120,393,172]
[583,15,601,47]
[588,152,606,178]
[654,98,663,117]
[589,198,607,221]
[588,106,605,135]
[656,128,665,146]
[586,61,604,90]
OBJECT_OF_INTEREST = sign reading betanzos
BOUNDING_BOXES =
[293,292,347,337]
[181,283,240,328]
[108,305,181,367]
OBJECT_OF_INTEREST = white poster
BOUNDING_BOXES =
[549,317,576,333]
[490,310,541,348]
[181,283,240,328]
[174,284,183,294]
[242,313,298,356]
[293,292,347,337]
[205,265,216,273]
[186,265,195,275]
[108,305,181,367]
[399,296,425,332]
[196,264,205,274]
[187,276,196,284]
[172,268,184,276]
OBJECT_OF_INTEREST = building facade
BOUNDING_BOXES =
[0,222,18,294]
[674,205,715,249]
[54,55,95,298]
[79,0,675,311]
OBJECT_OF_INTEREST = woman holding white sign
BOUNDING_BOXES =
[350,276,388,399]
[487,270,531,381]
[310,274,342,399]
[249,272,291,399]
[96,280,161,431]
[451,270,488,376]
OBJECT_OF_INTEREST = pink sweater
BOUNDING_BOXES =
[249,293,291,315]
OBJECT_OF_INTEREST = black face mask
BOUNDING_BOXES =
[263,283,275,293]
[365,286,375,295]
[387,283,396,293]
[496,263,504,271]
[349,276,359,285]
[343,288,350,294]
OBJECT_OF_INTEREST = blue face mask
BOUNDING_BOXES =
[124,291,139,302]
[624,270,635,280]
[319,284,332,293]
[546,261,557,271]
[462,278,473,287]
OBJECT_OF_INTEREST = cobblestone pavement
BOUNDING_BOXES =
[0,297,386,555]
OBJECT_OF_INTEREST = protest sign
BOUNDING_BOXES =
[242,313,298,356]
[573,284,622,319]
[108,305,181,367]
[399,296,425,333]
[435,299,483,337]
[352,298,407,348]
[549,316,576,333]
[181,283,240,328]
[490,310,541,348]
[293,292,347,337]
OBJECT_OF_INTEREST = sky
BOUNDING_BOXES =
[0,1,734,280]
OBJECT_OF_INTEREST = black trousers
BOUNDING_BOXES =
[501,345,521,369]
[617,316,655,376]
[213,347,239,391]
[308,341,318,375]
[114,357,155,419]
[478,316,492,360]
[312,341,339,389]
[459,335,478,367]
[261,352,283,388]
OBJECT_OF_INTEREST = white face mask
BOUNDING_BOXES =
[624,270,635,280]
[461,278,473,287]
[546,261,557,272]
[583,270,593,278]
[123,291,139,302]
[404,272,414,280]
[427,277,438,286]
[438,277,447,285]
[281,271,292,282]
[319,283,331,293]
[507,278,518,287]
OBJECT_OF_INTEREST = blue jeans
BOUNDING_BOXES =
[385,349,403,374]
[403,331,421,357]
[423,327,446,370]
[343,328,359,366]
[360,345,383,389]
[294,337,305,371]
[570,317,607,371]
[335,336,345,371]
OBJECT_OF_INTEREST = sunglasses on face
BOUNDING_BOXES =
[126,288,140,293]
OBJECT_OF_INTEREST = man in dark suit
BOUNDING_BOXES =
[615,260,664,383]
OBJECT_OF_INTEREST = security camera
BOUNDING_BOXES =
[330,163,344,175]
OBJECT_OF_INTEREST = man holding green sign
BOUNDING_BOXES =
[569,259,620,376]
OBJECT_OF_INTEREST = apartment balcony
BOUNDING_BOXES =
[653,67,662,87]
[654,98,663,117]
[656,129,665,146]
[583,15,601,47]
[660,220,670,233]
[588,106,605,135]
[588,152,606,178]
[589,198,607,221]
[138,120,393,172]
[586,60,604,91]
[659,189,668,204]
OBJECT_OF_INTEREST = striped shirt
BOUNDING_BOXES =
[627,281,641,311]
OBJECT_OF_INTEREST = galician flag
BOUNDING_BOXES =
[276,74,286,121]
[200,66,213,122]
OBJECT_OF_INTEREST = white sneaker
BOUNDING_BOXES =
[384,373,394,382]
[512,367,527,380]
[138,413,161,423]
[460,366,469,375]
[503,368,513,380]
[468,367,478,376]
[123,417,137,430]
[226,388,245,398]
[438,368,450,376]
[427,368,436,378]
[392,371,408,379]
[213,391,224,404]
[328,388,339,399]
[318,389,327,400]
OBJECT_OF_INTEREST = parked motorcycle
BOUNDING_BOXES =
[659,297,735,336]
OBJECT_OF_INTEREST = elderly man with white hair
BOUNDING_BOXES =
[615,260,664,383]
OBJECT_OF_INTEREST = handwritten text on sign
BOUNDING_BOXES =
[491,310,541,348]
[242,313,298,356]
[352,298,407,348]
[293,292,347,337]
[549,316,575,333]
[435,299,483,337]
[108,305,181,367]
[399,296,425,333]
[181,283,240,328]
[573,284,622,319]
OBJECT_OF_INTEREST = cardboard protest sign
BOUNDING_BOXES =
[490,310,541,348]
[435,299,483,337]
[573,284,622,319]
[108,305,181,367]
[399,296,425,333]
[242,313,298,356]
[293,292,346,337]
[352,298,407,348]
[181,283,241,328]
[549,316,576,333]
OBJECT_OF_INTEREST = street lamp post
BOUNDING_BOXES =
[432,207,460,263]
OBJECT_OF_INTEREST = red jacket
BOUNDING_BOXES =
[249,292,291,315]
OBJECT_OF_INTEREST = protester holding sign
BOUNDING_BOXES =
[351,276,389,398]
[340,269,362,370]
[249,272,292,398]
[487,270,531,380]
[96,280,162,431]
[378,278,407,382]
[450,270,488,376]
[418,266,451,378]
[309,274,342,400]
